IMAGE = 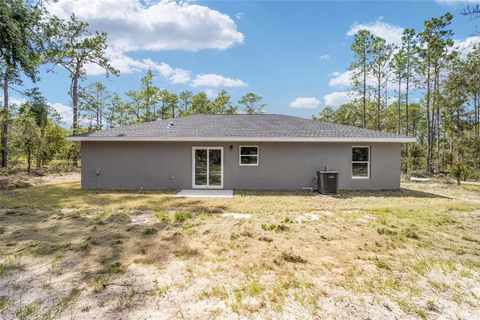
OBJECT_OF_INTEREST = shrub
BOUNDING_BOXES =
[109,262,125,274]
[172,211,192,223]
[144,227,158,235]
[154,211,170,223]
[281,251,306,263]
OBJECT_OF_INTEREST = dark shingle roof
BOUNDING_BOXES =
[68,114,414,142]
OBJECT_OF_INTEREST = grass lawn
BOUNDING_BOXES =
[0,179,479,319]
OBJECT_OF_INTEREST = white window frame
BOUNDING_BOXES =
[351,146,370,179]
[239,145,259,166]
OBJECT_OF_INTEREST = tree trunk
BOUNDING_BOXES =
[434,70,441,172]
[27,146,31,173]
[431,66,437,174]
[2,68,9,168]
[397,73,401,135]
[36,128,45,168]
[426,62,432,174]
[405,68,410,174]
[475,93,479,137]
[71,71,79,167]
[376,68,381,131]
[362,50,366,128]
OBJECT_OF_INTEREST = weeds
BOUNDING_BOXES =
[108,262,125,275]
[41,288,82,319]
[198,286,228,300]
[154,210,170,223]
[89,276,109,293]
[374,258,391,270]
[0,255,23,276]
[281,250,306,263]
[149,280,169,297]
[261,223,289,232]
[172,211,192,223]
[144,227,158,235]
[138,243,147,254]
[0,296,11,311]
[16,299,42,320]
[174,246,199,259]
[118,289,139,309]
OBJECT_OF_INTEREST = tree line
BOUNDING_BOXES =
[315,12,480,182]
[78,72,266,131]
[0,1,266,172]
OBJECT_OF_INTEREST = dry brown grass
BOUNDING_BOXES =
[0,179,479,319]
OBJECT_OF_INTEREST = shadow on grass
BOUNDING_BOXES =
[0,183,229,213]
[336,188,448,199]
[235,188,447,199]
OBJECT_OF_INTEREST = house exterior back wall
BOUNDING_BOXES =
[80,141,401,190]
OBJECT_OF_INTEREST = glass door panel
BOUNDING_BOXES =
[194,149,208,187]
[208,149,222,186]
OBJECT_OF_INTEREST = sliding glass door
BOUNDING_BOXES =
[192,147,223,188]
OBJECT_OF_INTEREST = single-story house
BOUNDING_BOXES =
[67,114,415,191]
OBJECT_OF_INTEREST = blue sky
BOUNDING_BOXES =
[12,0,480,124]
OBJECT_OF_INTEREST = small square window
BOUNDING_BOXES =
[239,146,259,166]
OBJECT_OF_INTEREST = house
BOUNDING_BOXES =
[67,114,415,191]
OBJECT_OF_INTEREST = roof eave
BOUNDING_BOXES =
[66,136,416,143]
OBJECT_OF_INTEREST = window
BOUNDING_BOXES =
[239,146,259,166]
[352,146,370,179]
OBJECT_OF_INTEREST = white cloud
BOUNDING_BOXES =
[83,49,191,83]
[318,54,331,61]
[191,74,247,88]
[288,97,320,109]
[49,102,73,125]
[453,36,480,55]
[47,1,245,86]
[142,59,191,84]
[204,89,218,99]
[47,0,244,52]
[323,91,357,106]
[328,70,352,87]
[347,18,404,45]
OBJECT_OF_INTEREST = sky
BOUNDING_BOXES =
[9,0,480,125]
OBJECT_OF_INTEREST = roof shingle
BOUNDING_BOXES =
[68,114,415,142]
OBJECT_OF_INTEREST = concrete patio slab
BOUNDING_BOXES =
[175,189,234,198]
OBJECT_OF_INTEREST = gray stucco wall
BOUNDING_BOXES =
[80,141,401,190]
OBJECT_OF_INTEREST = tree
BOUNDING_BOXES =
[0,0,44,167]
[349,30,375,128]
[418,13,454,174]
[238,93,266,114]
[442,57,470,184]
[46,14,118,164]
[211,90,237,114]
[79,81,111,131]
[178,90,193,115]
[13,107,41,173]
[464,45,480,138]
[105,93,130,127]
[371,36,393,130]
[160,91,178,119]
[125,70,161,121]
[21,88,48,167]
[187,91,210,115]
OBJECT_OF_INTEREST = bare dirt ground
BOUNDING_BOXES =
[0,178,479,319]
